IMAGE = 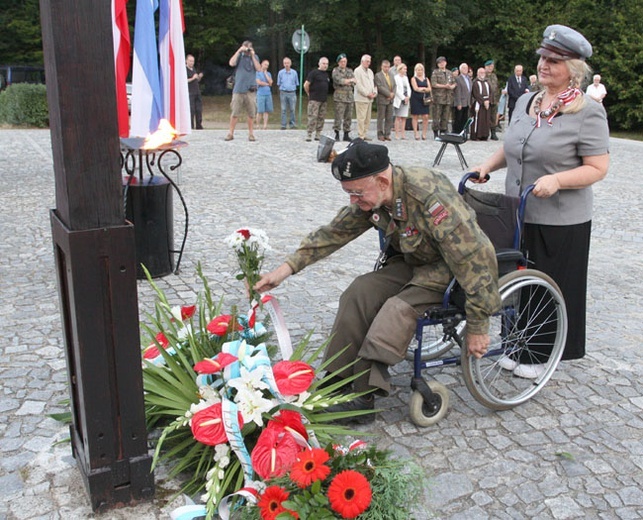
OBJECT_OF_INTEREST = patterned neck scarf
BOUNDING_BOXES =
[534,87,583,127]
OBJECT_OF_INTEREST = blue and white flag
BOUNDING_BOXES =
[130,0,163,137]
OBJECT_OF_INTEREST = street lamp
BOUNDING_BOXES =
[291,26,309,127]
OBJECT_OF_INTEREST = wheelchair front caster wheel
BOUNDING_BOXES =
[409,380,449,427]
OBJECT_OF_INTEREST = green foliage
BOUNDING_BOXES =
[4,0,642,129]
[0,83,49,127]
[0,0,43,64]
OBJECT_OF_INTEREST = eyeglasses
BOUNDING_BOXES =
[342,177,375,198]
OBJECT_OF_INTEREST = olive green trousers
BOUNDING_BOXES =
[322,257,443,395]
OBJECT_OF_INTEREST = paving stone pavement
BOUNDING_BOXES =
[1,124,642,520]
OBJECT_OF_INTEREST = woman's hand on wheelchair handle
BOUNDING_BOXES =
[466,333,490,359]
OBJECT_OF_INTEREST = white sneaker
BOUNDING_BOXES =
[498,356,519,371]
[513,363,546,379]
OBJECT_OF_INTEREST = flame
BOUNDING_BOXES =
[143,119,178,150]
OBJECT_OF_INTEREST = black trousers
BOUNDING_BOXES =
[189,93,202,128]
[519,221,592,362]
[453,106,469,134]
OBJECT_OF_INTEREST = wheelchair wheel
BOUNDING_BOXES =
[405,322,464,361]
[461,269,567,410]
[409,381,450,427]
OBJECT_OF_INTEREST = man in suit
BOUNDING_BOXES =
[374,59,396,141]
[452,63,471,134]
[507,64,529,123]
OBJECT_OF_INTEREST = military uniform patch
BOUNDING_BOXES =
[401,225,419,237]
[394,197,407,220]
[429,200,449,225]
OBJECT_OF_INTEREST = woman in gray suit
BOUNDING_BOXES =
[473,25,609,379]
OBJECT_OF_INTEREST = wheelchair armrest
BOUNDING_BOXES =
[496,248,526,276]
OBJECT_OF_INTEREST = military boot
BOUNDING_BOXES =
[334,130,340,140]
[490,129,498,141]
[343,132,351,142]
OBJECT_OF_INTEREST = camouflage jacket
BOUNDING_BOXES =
[332,66,355,103]
[486,72,499,104]
[431,68,455,105]
[286,166,501,334]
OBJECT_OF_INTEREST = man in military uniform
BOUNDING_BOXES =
[484,59,500,140]
[430,56,456,139]
[332,53,356,141]
[255,140,501,421]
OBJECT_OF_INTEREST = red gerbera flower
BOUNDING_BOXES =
[238,228,251,240]
[273,360,315,395]
[181,305,196,320]
[193,352,238,374]
[290,447,331,488]
[190,402,243,446]
[328,470,372,519]
[206,314,243,336]
[257,486,298,520]
[251,426,299,479]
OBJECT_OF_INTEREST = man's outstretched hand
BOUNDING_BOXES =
[254,263,293,294]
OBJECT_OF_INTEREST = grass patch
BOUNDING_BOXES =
[611,131,643,141]
[201,94,366,130]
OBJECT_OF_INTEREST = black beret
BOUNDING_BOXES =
[331,139,390,181]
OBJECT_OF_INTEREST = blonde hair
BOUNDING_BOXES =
[414,63,425,76]
[561,59,592,114]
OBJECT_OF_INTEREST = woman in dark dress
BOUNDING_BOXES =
[410,63,431,140]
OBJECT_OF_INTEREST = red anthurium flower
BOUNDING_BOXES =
[155,332,169,347]
[238,228,251,240]
[251,426,299,479]
[328,470,372,519]
[290,448,331,488]
[193,352,238,374]
[273,361,315,395]
[143,345,160,360]
[268,410,308,441]
[257,486,298,520]
[181,305,196,320]
[206,315,243,336]
[191,403,243,446]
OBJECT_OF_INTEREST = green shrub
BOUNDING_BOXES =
[0,83,49,127]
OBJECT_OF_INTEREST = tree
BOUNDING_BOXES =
[0,0,43,64]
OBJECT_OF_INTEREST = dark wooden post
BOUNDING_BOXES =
[40,0,154,511]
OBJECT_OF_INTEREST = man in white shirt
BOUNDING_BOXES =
[586,74,607,104]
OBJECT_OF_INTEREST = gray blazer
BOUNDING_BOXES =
[374,70,396,105]
[454,74,471,107]
[504,94,609,225]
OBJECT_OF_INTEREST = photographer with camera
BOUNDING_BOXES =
[226,40,262,142]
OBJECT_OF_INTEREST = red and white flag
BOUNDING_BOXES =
[112,0,131,137]
[158,0,191,135]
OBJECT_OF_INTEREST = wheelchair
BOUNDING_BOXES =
[406,172,568,427]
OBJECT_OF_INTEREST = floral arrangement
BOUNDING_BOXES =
[141,263,369,519]
[239,441,423,520]
[224,227,271,306]
[141,228,423,519]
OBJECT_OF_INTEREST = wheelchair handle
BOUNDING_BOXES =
[459,172,490,194]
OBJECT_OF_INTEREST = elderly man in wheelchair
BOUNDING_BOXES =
[255,139,503,424]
